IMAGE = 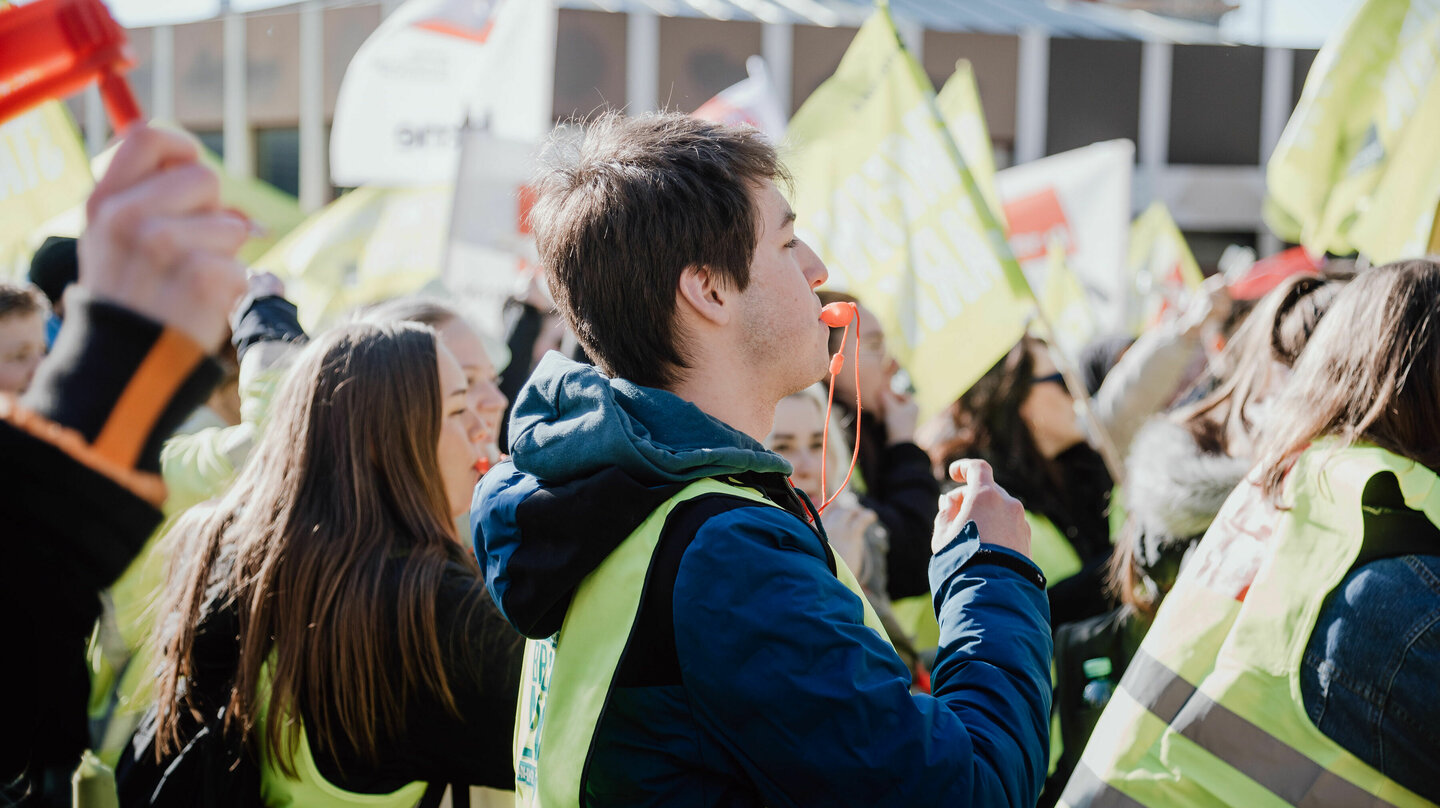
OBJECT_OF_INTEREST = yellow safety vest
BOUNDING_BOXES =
[1062,442,1439,807]
[513,477,894,808]
[256,665,428,808]
[1026,510,1084,586]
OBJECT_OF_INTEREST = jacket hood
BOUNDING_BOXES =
[475,353,793,638]
[508,352,790,484]
[1125,416,1250,558]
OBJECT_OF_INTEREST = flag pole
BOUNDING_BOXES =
[1027,292,1128,487]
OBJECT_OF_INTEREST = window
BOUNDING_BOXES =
[1047,39,1141,156]
[657,16,761,113]
[255,128,299,197]
[1169,45,1263,165]
[195,130,224,160]
[553,9,626,122]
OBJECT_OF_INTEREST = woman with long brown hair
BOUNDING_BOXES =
[1063,258,1440,806]
[127,321,520,806]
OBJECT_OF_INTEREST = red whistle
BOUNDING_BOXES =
[820,301,855,327]
[0,0,141,132]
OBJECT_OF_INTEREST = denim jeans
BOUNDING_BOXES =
[1299,553,1440,803]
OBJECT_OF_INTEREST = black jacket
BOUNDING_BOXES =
[1,297,221,805]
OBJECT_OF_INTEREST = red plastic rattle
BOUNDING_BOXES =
[0,0,141,131]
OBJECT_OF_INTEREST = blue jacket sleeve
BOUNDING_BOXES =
[472,462,535,633]
[672,506,1053,807]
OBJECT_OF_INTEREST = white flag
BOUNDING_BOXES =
[694,56,788,142]
[330,0,556,187]
[996,140,1133,327]
[443,130,539,344]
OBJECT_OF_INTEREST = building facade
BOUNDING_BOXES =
[71,0,1319,265]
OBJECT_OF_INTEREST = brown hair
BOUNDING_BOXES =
[1172,273,1341,457]
[1255,258,1440,500]
[154,322,481,775]
[0,281,49,320]
[1109,274,1343,615]
[529,111,788,388]
[358,296,460,330]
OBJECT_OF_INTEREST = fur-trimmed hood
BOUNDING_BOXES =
[1125,416,1250,558]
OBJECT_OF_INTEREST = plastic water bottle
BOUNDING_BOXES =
[1081,656,1115,710]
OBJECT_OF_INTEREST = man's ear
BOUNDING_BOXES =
[676,264,732,327]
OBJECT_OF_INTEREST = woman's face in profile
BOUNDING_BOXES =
[1019,346,1086,459]
[436,343,484,521]
[435,317,508,466]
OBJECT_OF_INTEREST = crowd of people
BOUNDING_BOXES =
[2,113,1437,808]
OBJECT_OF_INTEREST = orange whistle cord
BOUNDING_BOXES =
[817,303,863,516]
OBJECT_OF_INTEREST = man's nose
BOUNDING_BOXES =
[799,240,828,289]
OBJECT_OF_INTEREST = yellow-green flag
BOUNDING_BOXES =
[786,7,1033,419]
[18,127,307,271]
[200,152,308,265]
[1267,0,1440,263]
[0,102,93,278]
[1038,238,1097,360]
[935,59,1005,226]
[1344,57,1440,263]
[253,185,451,330]
[1128,201,1202,333]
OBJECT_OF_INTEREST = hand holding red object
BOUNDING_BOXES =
[80,126,249,353]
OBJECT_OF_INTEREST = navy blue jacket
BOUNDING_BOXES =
[475,353,1053,806]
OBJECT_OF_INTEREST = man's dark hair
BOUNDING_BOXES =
[529,112,788,389]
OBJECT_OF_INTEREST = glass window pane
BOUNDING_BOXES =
[1046,39,1141,157]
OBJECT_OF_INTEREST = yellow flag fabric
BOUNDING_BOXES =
[200,152,307,264]
[86,129,307,265]
[1127,201,1202,333]
[935,59,1005,226]
[1038,239,1097,360]
[0,103,92,278]
[10,127,305,273]
[786,8,1033,419]
[1344,57,1440,264]
[1266,0,1440,263]
[253,185,451,330]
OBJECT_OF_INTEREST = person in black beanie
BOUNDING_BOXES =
[28,236,79,347]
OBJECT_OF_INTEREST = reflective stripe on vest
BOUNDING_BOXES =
[1061,443,1440,808]
[513,477,894,808]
